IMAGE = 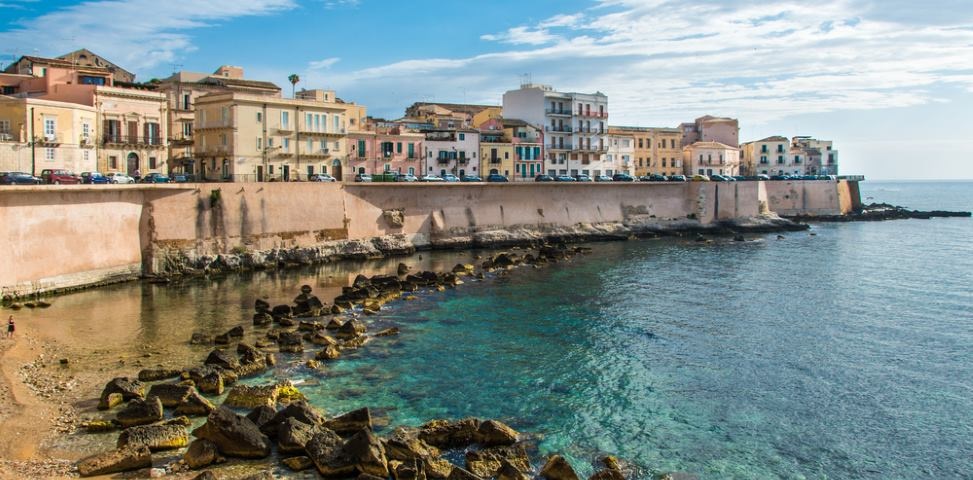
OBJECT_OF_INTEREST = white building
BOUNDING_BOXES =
[605,132,634,176]
[422,129,480,178]
[793,136,838,175]
[502,83,608,177]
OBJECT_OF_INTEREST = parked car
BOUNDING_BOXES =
[172,173,196,183]
[612,173,635,182]
[107,172,136,184]
[756,174,771,181]
[554,175,576,182]
[420,175,444,182]
[442,174,460,182]
[355,173,373,182]
[41,169,81,184]
[486,173,509,182]
[668,175,687,182]
[710,174,729,182]
[395,173,419,182]
[574,174,593,182]
[534,174,555,182]
[691,174,711,182]
[140,173,170,183]
[732,176,747,181]
[309,174,337,182]
[769,175,790,181]
[461,175,482,182]
[80,172,110,184]
[648,174,668,182]
[594,175,613,182]
[0,172,42,185]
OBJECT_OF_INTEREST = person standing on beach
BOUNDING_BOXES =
[6,315,13,338]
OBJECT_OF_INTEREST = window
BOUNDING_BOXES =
[82,123,90,140]
[283,138,290,152]
[306,113,313,130]
[777,155,784,164]
[83,150,89,162]
[333,141,339,151]
[220,133,227,146]
[333,115,339,132]
[268,138,274,148]
[315,115,321,132]
[149,157,157,169]
[760,155,768,164]
[45,148,55,161]
[221,106,229,123]
[408,143,415,158]
[44,118,56,140]
[281,111,289,129]
[256,112,262,123]
[183,122,193,138]
[396,142,402,154]
[257,137,262,150]
[777,144,784,153]
[109,156,118,169]
[182,94,191,110]
[0,120,9,133]
[459,133,465,141]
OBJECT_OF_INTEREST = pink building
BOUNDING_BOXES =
[348,128,424,177]
[680,115,740,148]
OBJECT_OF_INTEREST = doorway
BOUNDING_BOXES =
[332,160,342,181]
[126,153,139,176]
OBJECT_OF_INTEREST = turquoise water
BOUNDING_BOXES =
[35,181,972,478]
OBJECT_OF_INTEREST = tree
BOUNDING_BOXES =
[288,74,300,98]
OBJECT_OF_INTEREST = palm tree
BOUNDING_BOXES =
[288,74,300,98]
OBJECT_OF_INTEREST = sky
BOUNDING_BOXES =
[1,0,972,179]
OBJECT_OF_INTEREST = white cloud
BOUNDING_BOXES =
[308,57,341,70]
[323,0,360,8]
[0,0,296,73]
[481,26,559,46]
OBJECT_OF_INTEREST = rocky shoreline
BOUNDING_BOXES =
[785,202,971,223]
[59,244,689,480]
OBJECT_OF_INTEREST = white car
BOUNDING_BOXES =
[108,172,136,184]
[309,174,336,182]
[420,175,444,182]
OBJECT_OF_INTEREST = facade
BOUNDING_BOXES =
[422,129,480,178]
[680,115,740,148]
[348,130,423,177]
[793,136,839,175]
[503,119,543,181]
[194,89,364,182]
[683,141,741,177]
[0,96,97,174]
[741,136,791,176]
[606,132,634,176]
[404,102,499,130]
[502,83,608,177]
[57,49,136,84]
[479,124,515,178]
[609,126,682,176]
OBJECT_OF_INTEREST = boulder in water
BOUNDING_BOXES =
[192,406,271,459]
[117,423,189,451]
[324,407,372,436]
[277,417,317,454]
[98,378,146,410]
[183,438,219,470]
[540,455,579,480]
[147,383,194,407]
[419,418,481,448]
[116,396,164,428]
[475,420,519,446]
[77,446,152,477]
[175,389,216,417]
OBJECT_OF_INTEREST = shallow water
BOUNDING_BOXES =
[16,181,973,479]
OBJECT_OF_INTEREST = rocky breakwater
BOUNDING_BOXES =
[74,244,665,479]
[786,202,972,223]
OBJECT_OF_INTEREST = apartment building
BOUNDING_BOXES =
[503,119,543,181]
[606,132,634,176]
[57,49,136,84]
[479,120,514,178]
[501,83,608,177]
[404,102,500,130]
[422,129,480,178]
[741,136,791,176]
[680,115,740,148]
[609,126,683,177]
[793,136,839,175]
[683,141,741,177]
[155,65,281,175]
[348,129,424,177]
[0,96,97,174]
[193,89,364,182]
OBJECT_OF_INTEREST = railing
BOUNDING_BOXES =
[103,134,164,146]
[549,144,574,150]
[544,125,572,133]
[575,127,604,134]
[545,109,572,115]
[577,111,608,118]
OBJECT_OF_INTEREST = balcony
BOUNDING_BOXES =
[544,125,572,133]
[575,127,604,134]
[545,108,572,116]
[300,128,346,136]
[577,110,608,118]
[103,135,165,147]
[0,132,15,142]
[549,144,573,151]
[79,136,96,148]
[303,148,332,159]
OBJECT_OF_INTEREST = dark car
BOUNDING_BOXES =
[172,173,197,183]
[732,176,747,181]
[710,174,729,182]
[41,169,81,184]
[594,175,613,182]
[648,174,668,182]
[486,174,508,182]
[140,173,170,183]
[355,173,373,182]
[461,175,482,182]
[665,175,686,182]
[1,172,42,185]
[534,174,555,182]
[80,172,110,184]
[555,175,577,182]
[574,174,592,182]
[770,175,790,181]
[612,173,635,182]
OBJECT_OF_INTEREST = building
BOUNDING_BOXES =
[193,89,364,182]
[683,141,741,177]
[479,119,514,179]
[0,96,97,174]
[422,129,480,178]
[793,136,839,175]
[606,131,634,176]
[503,119,543,181]
[57,49,136,84]
[155,66,281,175]
[680,115,739,148]
[502,83,608,177]
[348,128,423,177]
[404,102,500,130]
[741,136,791,176]
[609,126,683,176]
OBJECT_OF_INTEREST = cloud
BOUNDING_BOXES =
[323,0,359,9]
[0,0,296,73]
[315,0,973,126]
[308,57,341,70]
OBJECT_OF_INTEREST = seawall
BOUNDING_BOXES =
[0,180,858,298]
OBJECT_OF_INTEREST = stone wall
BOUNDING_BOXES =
[764,180,858,216]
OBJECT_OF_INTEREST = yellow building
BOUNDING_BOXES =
[741,136,790,176]
[0,96,97,174]
[479,130,515,179]
[194,89,365,182]
[93,86,169,175]
[609,126,683,176]
[471,106,502,129]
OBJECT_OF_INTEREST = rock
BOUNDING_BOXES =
[316,344,342,361]
[343,429,390,478]
[397,263,410,275]
[137,368,182,382]
[375,327,400,337]
[419,418,481,448]
[188,369,225,395]
[310,331,339,346]
[327,318,344,330]
[265,353,277,366]
[496,459,532,480]
[391,459,424,480]
[205,349,240,371]
[260,400,326,437]
[226,325,245,337]
[540,455,579,480]
[337,319,366,340]
[193,471,218,480]
[184,439,219,469]
[386,427,440,462]
[589,470,625,480]
[423,457,455,480]
[77,446,152,477]
[331,304,346,315]
[277,417,316,454]
[447,466,484,480]
[306,359,323,370]
[277,331,305,353]
[163,416,193,427]
[452,264,475,275]
[255,298,271,313]
[299,320,324,332]
[246,405,278,430]
[324,407,371,435]
[465,445,531,478]
[283,455,315,471]
[353,274,371,288]
[777,234,785,240]
[192,406,272,459]
[476,420,519,446]
[191,333,214,345]
[599,456,621,472]
[148,383,194,407]
[306,428,349,477]
[224,383,282,409]
[175,389,216,416]
[117,423,189,451]
[99,392,124,410]
[81,420,119,432]
[253,312,274,326]
[272,304,293,318]
[214,333,231,345]
[733,235,745,242]
[116,396,164,427]
[98,377,146,409]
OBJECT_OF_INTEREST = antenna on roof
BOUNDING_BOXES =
[171,63,183,74]
[520,73,532,88]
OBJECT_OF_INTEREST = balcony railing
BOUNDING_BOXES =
[545,125,572,133]
[545,108,572,116]
[103,134,164,146]
[549,144,574,150]
[577,111,608,118]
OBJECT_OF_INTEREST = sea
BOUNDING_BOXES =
[35,180,973,479]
